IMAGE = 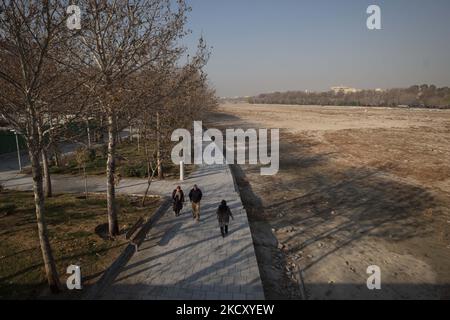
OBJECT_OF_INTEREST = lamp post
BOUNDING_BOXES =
[180,161,184,181]
[10,129,22,172]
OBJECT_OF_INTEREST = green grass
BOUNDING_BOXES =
[0,190,161,299]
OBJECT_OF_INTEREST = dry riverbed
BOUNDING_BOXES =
[207,103,450,300]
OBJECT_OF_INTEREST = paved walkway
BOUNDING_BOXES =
[0,169,174,197]
[1,131,265,300]
[0,151,173,199]
[0,131,173,196]
[95,162,265,300]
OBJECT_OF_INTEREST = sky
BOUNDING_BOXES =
[183,0,450,97]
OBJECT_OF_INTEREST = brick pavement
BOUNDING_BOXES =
[96,162,265,300]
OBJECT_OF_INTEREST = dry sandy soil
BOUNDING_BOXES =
[206,103,450,300]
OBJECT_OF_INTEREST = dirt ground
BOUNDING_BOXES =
[0,192,161,299]
[206,103,450,300]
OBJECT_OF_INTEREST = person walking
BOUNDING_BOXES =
[172,186,185,217]
[189,184,203,222]
[217,200,234,237]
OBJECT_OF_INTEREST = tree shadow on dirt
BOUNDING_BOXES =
[230,164,303,300]
[206,110,449,299]
[255,138,448,297]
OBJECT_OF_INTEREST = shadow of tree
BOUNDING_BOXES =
[206,111,450,300]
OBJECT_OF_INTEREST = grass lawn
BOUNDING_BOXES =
[0,190,161,299]
[30,140,195,179]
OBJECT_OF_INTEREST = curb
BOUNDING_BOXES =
[85,196,172,299]
[227,164,240,194]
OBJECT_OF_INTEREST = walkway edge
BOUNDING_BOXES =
[228,164,240,194]
[85,197,172,300]
[228,163,266,300]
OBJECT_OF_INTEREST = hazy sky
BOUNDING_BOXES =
[184,0,450,97]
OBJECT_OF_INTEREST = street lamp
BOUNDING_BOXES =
[10,129,22,172]
[180,161,184,181]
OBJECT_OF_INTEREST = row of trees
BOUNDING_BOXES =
[249,85,450,109]
[0,0,216,292]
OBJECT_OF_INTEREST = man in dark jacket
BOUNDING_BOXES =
[189,184,203,222]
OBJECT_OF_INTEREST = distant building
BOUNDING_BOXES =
[331,86,360,94]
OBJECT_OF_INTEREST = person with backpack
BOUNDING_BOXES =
[172,186,185,217]
[217,200,234,237]
[189,184,203,222]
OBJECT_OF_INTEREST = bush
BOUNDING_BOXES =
[0,203,16,215]
[49,166,66,174]
[90,158,106,169]
[121,163,147,178]
[101,145,108,157]
[67,159,78,169]
[88,148,96,162]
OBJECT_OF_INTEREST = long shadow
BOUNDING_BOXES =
[206,110,449,299]
[120,222,249,275]
[229,164,300,300]
[0,243,127,283]
[157,222,183,246]
[101,188,254,289]
[99,222,251,294]
[176,243,255,286]
[113,262,162,283]
[264,148,441,298]
[7,281,449,300]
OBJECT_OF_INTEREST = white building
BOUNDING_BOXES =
[331,86,360,94]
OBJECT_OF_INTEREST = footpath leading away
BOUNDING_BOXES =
[94,162,265,300]
[0,133,265,300]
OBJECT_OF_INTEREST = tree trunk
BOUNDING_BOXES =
[29,146,61,292]
[42,149,52,198]
[142,135,156,207]
[86,118,91,149]
[107,109,119,237]
[142,165,156,207]
[53,148,61,167]
[156,111,163,179]
[137,127,140,153]
[83,166,88,199]
[116,119,121,145]
[37,124,52,197]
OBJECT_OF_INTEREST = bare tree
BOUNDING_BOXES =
[129,38,212,179]
[68,0,192,237]
[0,0,69,292]
[75,147,90,199]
